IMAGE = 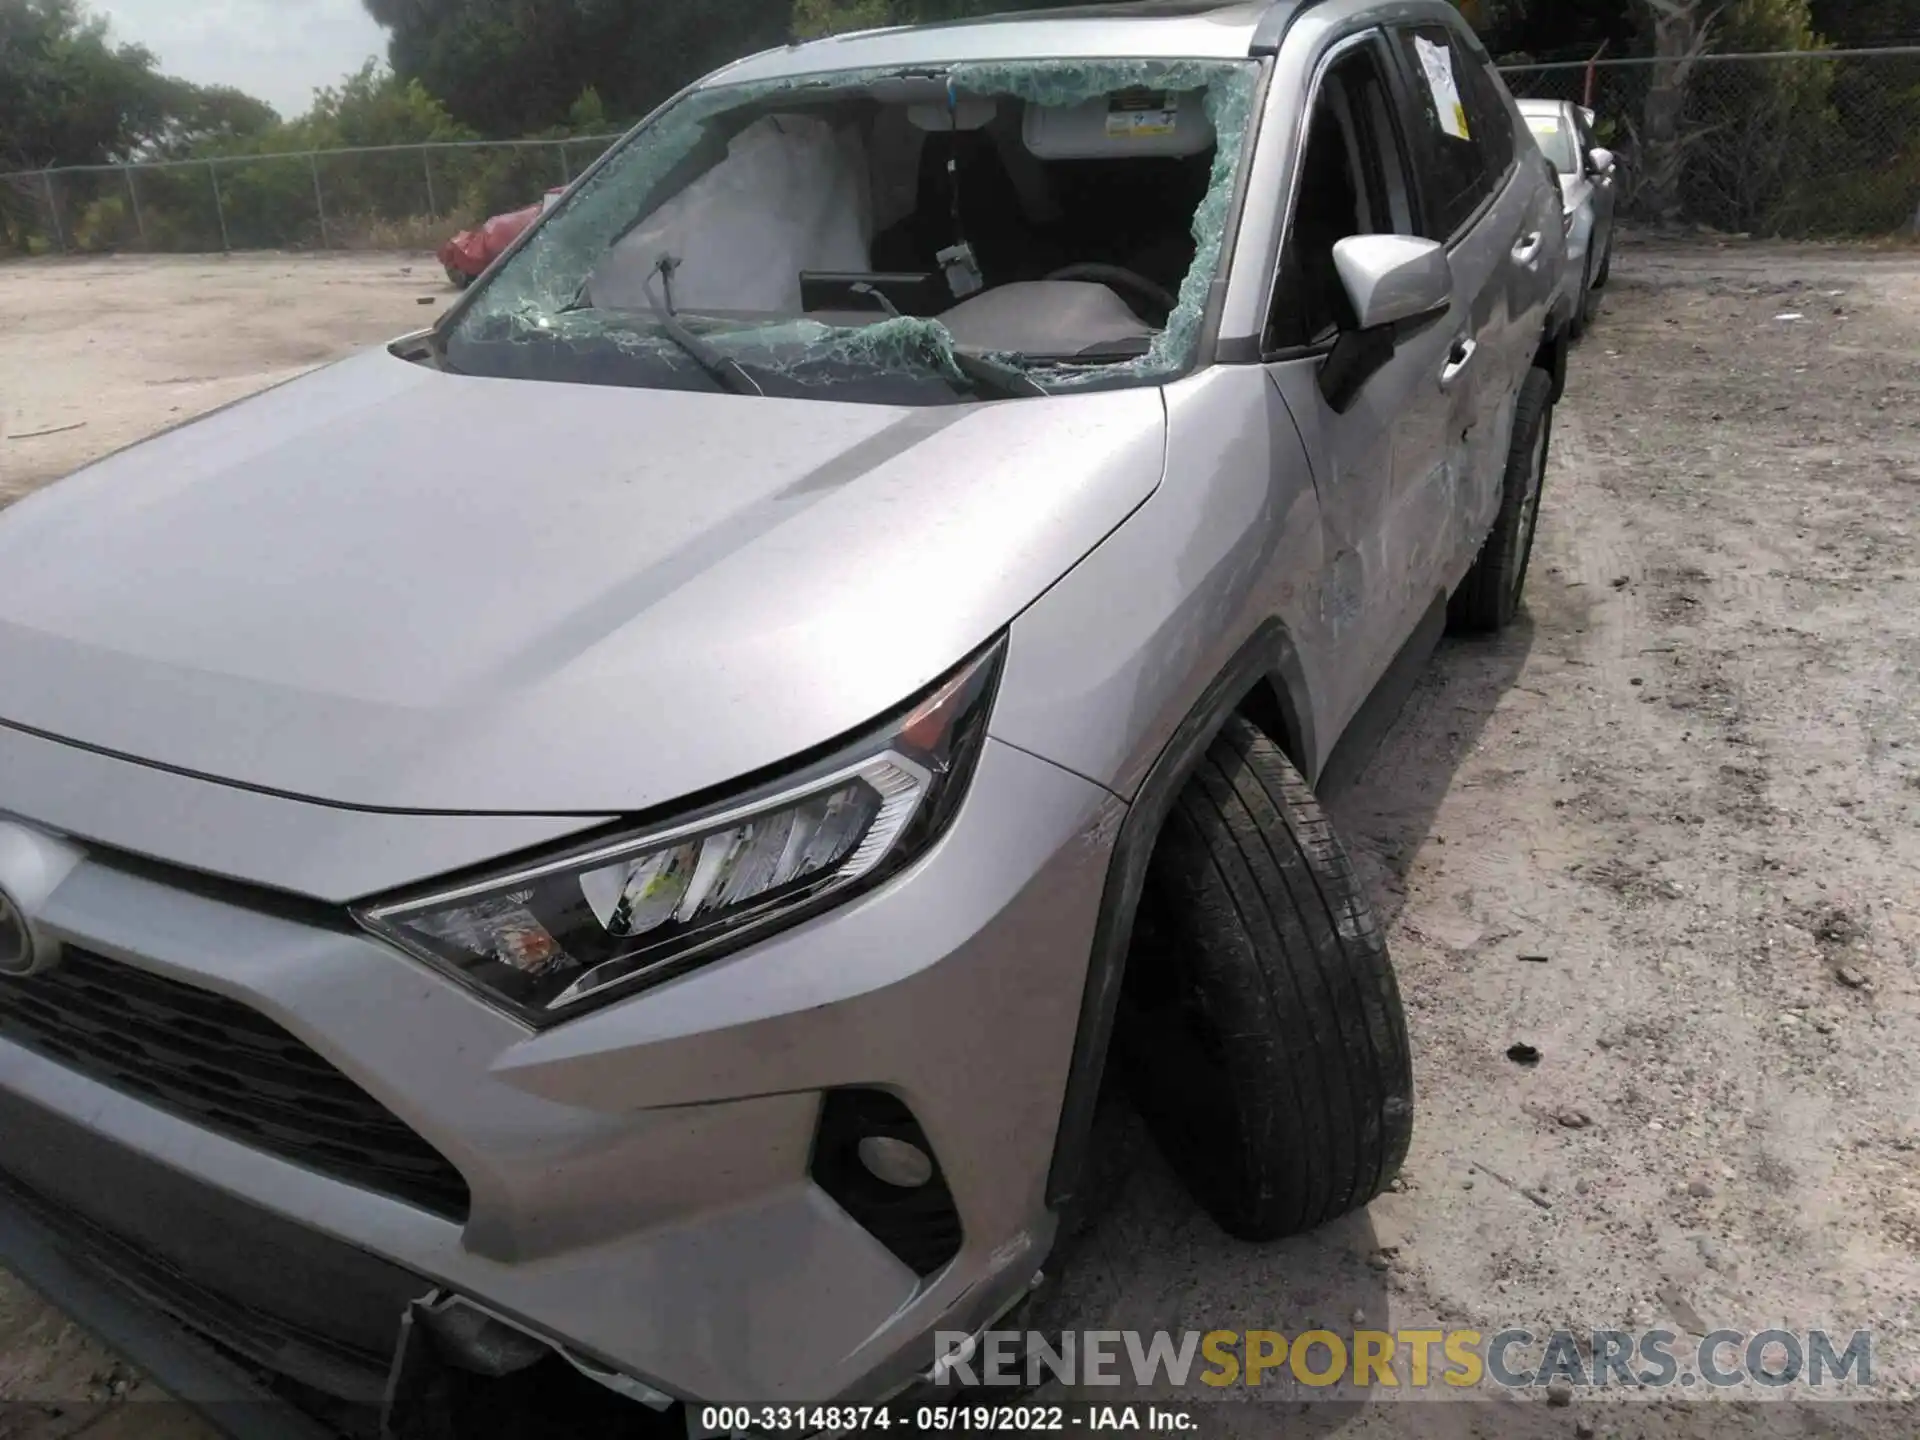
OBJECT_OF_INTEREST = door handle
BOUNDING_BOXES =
[1511,231,1544,264]
[1440,337,1478,387]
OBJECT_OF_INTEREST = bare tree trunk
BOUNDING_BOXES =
[1639,0,1721,224]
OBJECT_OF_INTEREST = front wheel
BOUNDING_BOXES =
[1592,235,1613,289]
[1115,716,1414,1242]
[1449,367,1555,634]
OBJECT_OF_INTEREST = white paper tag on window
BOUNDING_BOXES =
[1415,35,1472,141]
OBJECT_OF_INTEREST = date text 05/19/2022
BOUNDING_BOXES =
[695,1405,1198,1434]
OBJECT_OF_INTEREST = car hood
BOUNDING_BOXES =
[0,349,1166,814]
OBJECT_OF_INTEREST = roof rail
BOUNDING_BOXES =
[1248,0,1327,56]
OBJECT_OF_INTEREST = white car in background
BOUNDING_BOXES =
[1520,97,1617,337]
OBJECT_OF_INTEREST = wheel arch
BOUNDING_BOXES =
[1043,618,1316,1211]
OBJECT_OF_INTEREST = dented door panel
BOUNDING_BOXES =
[1448,162,1554,584]
[1265,301,1453,751]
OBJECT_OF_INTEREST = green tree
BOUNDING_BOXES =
[0,0,172,168]
[360,0,795,135]
[1810,0,1920,41]
[142,83,279,160]
[207,63,476,251]
[1,0,285,250]
[295,59,471,150]
[1,0,285,168]
[794,0,890,35]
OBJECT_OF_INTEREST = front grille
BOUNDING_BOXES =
[0,947,470,1221]
[0,1162,395,1404]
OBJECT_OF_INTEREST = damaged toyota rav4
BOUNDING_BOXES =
[0,0,1570,1432]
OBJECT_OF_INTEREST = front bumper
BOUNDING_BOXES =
[0,1098,376,1436]
[0,736,1123,1407]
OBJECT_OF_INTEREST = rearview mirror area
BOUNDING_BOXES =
[1588,146,1617,176]
[1331,235,1454,333]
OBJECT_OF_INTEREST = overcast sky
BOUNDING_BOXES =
[95,0,391,119]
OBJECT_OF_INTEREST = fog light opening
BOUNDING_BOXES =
[813,1089,963,1274]
[857,1135,935,1189]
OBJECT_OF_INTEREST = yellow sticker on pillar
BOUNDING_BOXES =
[1415,35,1472,141]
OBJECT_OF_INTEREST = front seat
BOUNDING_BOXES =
[871,130,1061,285]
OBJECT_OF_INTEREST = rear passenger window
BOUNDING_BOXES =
[1394,24,1507,241]
[1458,38,1516,175]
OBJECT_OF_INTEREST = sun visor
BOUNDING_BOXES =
[1022,87,1214,159]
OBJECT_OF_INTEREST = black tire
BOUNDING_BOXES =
[1570,252,1594,340]
[1449,367,1554,634]
[1115,716,1413,1242]
[445,265,474,290]
[1592,235,1613,289]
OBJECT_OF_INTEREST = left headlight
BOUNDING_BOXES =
[354,639,1004,1028]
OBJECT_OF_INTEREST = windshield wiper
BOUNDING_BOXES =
[1062,338,1153,362]
[849,282,1042,401]
[948,349,1046,401]
[558,274,594,314]
[643,256,763,398]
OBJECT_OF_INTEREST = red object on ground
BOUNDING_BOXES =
[436,189,563,283]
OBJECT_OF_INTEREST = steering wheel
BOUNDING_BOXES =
[1043,263,1179,325]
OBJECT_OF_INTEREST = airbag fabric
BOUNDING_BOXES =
[592,116,874,315]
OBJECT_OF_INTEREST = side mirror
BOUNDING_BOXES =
[1588,146,1616,176]
[1332,234,1454,332]
[1319,235,1453,414]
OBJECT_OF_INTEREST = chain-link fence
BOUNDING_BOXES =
[1500,47,1920,237]
[1,134,624,259]
[4,48,1918,256]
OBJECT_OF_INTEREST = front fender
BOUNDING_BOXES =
[982,364,1329,1211]
[1041,618,1312,1211]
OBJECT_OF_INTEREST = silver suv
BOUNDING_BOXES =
[0,0,1570,1430]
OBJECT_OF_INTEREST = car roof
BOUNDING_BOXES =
[710,0,1281,87]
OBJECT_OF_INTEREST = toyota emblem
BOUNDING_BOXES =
[0,886,34,976]
[0,823,83,979]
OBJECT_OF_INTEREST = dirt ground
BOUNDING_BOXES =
[0,253,444,507]
[1,244,1917,1437]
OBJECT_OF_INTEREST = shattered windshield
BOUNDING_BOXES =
[444,58,1261,404]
